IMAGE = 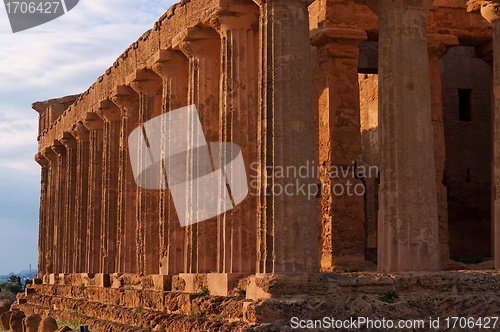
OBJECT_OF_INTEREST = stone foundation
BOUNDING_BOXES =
[10,271,500,331]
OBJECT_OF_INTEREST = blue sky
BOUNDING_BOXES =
[0,0,176,275]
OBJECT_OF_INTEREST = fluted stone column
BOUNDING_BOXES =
[368,0,440,272]
[311,27,368,270]
[51,141,66,274]
[84,113,104,274]
[111,85,140,273]
[98,100,122,273]
[35,153,49,276]
[60,133,77,274]
[130,69,163,275]
[480,1,500,269]
[252,0,318,274]
[427,34,459,266]
[210,6,259,278]
[71,122,90,273]
[152,50,189,276]
[176,27,221,274]
[42,147,57,274]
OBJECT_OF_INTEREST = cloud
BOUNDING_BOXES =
[0,0,177,275]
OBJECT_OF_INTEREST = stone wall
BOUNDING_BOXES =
[441,46,493,260]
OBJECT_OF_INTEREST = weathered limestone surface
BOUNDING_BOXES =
[427,34,459,265]
[13,271,500,331]
[367,0,440,272]
[312,27,367,270]
[253,0,318,275]
[479,0,500,269]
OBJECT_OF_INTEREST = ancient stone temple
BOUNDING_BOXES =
[12,0,500,331]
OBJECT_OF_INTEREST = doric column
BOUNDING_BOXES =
[480,1,500,269]
[51,141,66,274]
[111,85,140,273]
[210,6,259,276]
[253,0,318,273]
[84,113,104,274]
[98,100,122,274]
[130,69,163,275]
[152,50,189,276]
[427,34,459,266]
[41,147,57,274]
[60,132,77,274]
[175,27,221,274]
[311,28,368,270]
[70,122,90,273]
[35,153,49,276]
[367,0,440,271]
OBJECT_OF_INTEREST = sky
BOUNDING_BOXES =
[0,0,176,275]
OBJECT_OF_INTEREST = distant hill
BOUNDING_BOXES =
[0,269,38,282]
[17,269,38,277]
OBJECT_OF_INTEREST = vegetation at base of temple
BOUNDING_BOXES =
[57,319,80,329]
[0,275,31,307]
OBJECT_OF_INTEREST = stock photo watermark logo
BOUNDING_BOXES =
[248,161,378,199]
[128,105,249,227]
[3,0,79,33]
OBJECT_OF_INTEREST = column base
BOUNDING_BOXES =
[246,273,328,300]
[142,274,172,291]
[174,273,248,296]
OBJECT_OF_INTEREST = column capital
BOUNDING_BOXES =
[111,85,139,112]
[427,34,459,58]
[42,146,57,161]
[366,0,434,14]
[35,152,49,167]
[98,99,121,123]
[209,6,259,33]
[129,69,162,95]
[51,141,66,157]
[84,112,104,131]
[71,122,90,141]
[151,50,188,79]
[173,27,220,59]
[311,28,367,58]
[480,1,500,24]
[59,132,77,149]
[252,0,313,7]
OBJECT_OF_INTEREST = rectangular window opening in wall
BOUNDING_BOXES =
[458,88,473,122]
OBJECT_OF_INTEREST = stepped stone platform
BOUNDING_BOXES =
[11,271,500,331]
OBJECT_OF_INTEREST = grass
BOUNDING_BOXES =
[197,287,210,296]
[57,319,80,329]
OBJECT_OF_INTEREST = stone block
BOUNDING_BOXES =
[94,274,111,288]
[206,273,245,297]
[9,310,25,332]
[23,313,41,332]
[39,317,58,332]
[48,274,59,285]
[1,311,12,330]
[142,275,171,291]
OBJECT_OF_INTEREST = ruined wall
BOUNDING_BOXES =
[441,46,492,260]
